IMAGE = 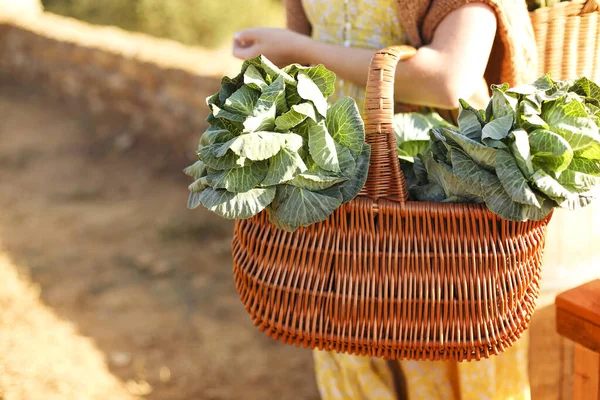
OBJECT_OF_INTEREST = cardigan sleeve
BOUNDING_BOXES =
[419,0,538,87]
[285,0,312,37]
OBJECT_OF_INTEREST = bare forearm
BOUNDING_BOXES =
[300,40,455,109]
[296,3,496,109]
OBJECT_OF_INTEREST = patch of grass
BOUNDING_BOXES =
[42,0,285,49]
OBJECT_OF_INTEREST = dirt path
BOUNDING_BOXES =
[0,82,319,400]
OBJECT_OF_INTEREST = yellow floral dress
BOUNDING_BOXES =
[302,0,532,399]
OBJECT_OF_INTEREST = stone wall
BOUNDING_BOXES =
[0,12,242,160]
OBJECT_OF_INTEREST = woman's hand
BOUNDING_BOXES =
[232,27,310,67]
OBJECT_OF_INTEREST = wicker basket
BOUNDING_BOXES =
[231,45,553,361]
[530,0,600,81]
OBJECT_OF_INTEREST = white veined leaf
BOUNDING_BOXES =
[197,144,251,170]
[183,161,207,179]
[205,162,268,193]
[325,97,365,157]
[215,132,285,161]
[275,103,317,132]
[297,71,328,117]
[494,150,540,207]
[542,98,600,151]
[262,147,308,186]
[223,85,260,116]
[458,99,484,141]
[267,184,343,228]
[482,114,514,141]
[243,65,268,90]
[308,121,340,172]
[289,173,347,191]
[438,128,497,169]
[510,129,535,178]
[283,64,336,97]
[529,129,574,173]
[189,187,276,219]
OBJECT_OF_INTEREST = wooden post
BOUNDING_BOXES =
[556,280,600,400]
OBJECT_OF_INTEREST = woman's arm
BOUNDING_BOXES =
[233,3,497,109]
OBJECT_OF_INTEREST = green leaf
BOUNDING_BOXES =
[574,142,600,160]
[297,71,328,117]
[531,169,593,210]
[223,85,260,116]
[510,129,535,178]
[542,98,600,151]
[268,185,343,228]
[215,132,285,161]
[265,206,300,232]
[275,103,317,131]
[480,171,531,221]
[482,114,514,141]
[309,121,340,172]
[570,77,600,101]
[437,128,497,169]
[243,65,268,91]
[529,129,574,173]
[398,141,431,162]
[409,182,448,202]
[568,158,600,175]
[336,143,357,178]
[495,150,541,206]
[336,144,371,203]
[188,177,209,193]
[244,103,277,132]
[490,84,518,119]
[218,75,240,105]
[244,75,287,132]
[200,128,235,147]
[531,169,574,202]
[197,144,251,170]
[451,150,546,221]
[422,152,481,202]
[260,75,288,114]
[394,111,452,161]
[556,168,600,191]
[285,84,303,108]
[326,97,365,156]
[243,55,295,85]
[184,161,207,179]
[289,173,347,191]
[205,162,268,193]
[210,104,246,122]
[262,147,308,186]
[458,99,484,141]
[189,187,276,219]
[209,104,245,133]
[284,64,336,98]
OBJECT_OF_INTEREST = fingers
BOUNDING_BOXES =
[233,28,260,46]
[232,43,260,60]
[232,29,259,59]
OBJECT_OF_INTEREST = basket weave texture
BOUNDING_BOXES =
[232,43,553,361]
[530,0,600,82]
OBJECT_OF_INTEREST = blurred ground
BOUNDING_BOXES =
[0,81,319,400]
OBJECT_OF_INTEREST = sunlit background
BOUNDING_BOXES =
[0,0,599,399]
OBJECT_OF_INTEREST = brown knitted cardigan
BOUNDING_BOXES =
[285,0,538,88]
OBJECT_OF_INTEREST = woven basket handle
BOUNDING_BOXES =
[582,0,598,13]
[363,45,417,201]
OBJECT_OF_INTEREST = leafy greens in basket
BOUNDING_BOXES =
[404,75,600,221]
[185,55,370,232]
